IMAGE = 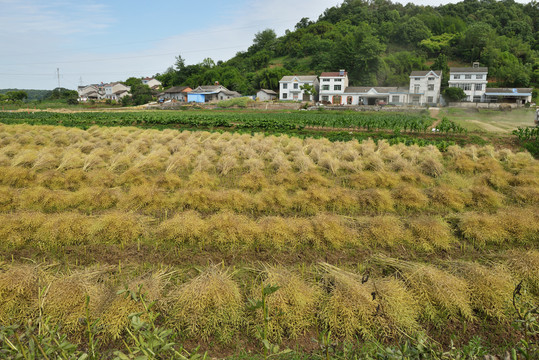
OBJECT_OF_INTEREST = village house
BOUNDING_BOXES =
[257,89,278,101]
[104,82,130,101]
[319,70,348,104]
[77,84,104,101]
[408,70,442,106]
[448,62,488,102]
[142,77,162,90]
[187,83,241,103]
[342,87,410,106]
[279,75,319,101]
[483,88,533,104]
[162,86,192,102]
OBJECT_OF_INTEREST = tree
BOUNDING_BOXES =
[431,53,450,88]
[295,17,313,30]
[300,83,317,99]
[122,78,153,106]
[397,17,432,45]
[442,87,466,102]
[6,90,28,102]
[459,22,494,62]
[250,29,277,53]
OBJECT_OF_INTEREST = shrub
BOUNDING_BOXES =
[506,250,539,297]
[165,266,243,343]
[469,185,503,209]
[0,212,47,249]
[43,271,108,340]
[156,211,207,246]
[374,256,474,324]
[358,215,409,248]
[375,277,421,337]
[451,262,514,321]
[406,216,453,251]
[357,188,394,213]
[319,263,377,340]
[311,214,357,249]
[0,265,41,325]
[251,266,321,342]
[35,213,92,250]
[90,212,147,247]
[101,271,168,340]
[457,212,508,247]
[206,211,260,249]
[391,185,429,212]
[427,185,468,212]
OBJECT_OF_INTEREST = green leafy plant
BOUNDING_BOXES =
[113,284,206,360]
[247,284,291,359]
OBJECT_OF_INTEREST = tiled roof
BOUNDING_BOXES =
[280,75,318,82]
[164,86,191,93]
[450,67,488,73]
[320,72,347,77]
[410,70,442,77]
[485,88,532,94]
[344,87,398,94]
[259,89,277,95]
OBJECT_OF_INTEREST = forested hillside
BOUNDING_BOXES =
[156,0,538,98]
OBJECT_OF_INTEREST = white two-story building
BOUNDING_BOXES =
[142,77,162,90]
[408,70,442,106]
[319,70,348,104]
[104,82,130,101]
[448,63,488,102]
[279,75,319,101]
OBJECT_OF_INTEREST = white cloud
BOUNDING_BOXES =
[0,0,112,35]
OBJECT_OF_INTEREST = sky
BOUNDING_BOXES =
[0,0,532,90]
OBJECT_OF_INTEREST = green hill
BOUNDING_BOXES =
[156,0,538,99]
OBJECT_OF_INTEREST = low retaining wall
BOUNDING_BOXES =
[448,102,520,109]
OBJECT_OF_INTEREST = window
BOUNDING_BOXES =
[282,83,287,89]
[322,85,330,91]
[391,95,400,103]
[322,95,329,102]
[476,75,483,79]
[334,78,342,82]
[282,93,287,99]
[427,96,434,103]
[454,75,461,79]
[414,85,420,93]
[428,84,435,91]
[334,85,342,91]
[465,74,472,79]
[293,83,299,89]
[475,84,483,91]
[460,83,471,91]
[428,77,435,81]
[414,77,420,81]
[473,96,481,102]
[323,79,330,82]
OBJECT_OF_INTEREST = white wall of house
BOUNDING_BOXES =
[319,71,349,104]
[279,76,319,101]
[409,71,442,106]
[448,64,488,102]
[257,90,277,101]
[142,78,162,89]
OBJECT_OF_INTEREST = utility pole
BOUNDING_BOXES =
[57,68,61,89]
